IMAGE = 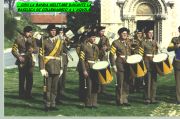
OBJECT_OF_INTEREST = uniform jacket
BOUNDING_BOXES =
[109,38,131,71]
[142,39,158,71]
[12,36,37,66]
[79,42,99,72]
[167,36,180,70]
[39,36,64,74]
[96,35,110,61]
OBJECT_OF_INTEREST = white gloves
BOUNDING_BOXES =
[33,32,42,40]
[59,69,63,77]
[40,69,48,77]
[113,65,117,73]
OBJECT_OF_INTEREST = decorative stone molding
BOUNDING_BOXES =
[166,0,175,9]
[122,0,168,20]
[116,0,125,7]
[155,14,167,20]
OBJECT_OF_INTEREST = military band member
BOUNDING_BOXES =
[39,24,63,111]
[143,29,158,104]
[79,31,99,108]
[109,27,131,106]
[96,26,111,93]
[12,26,37,99]
[131,29,145,92]
[167,26,180,104]
[56,28,70,104]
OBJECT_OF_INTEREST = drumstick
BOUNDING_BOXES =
[84,78,87,89]
[114,72,118,86]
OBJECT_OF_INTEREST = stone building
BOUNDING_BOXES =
[101,0,180,48]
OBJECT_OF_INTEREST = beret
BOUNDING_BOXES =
[118,27,130,34]
[23,26,32,32]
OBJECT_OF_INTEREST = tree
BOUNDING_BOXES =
[67,0,100,32]
[4,0,16,14]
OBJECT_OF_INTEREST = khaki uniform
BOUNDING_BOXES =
[142,39,158,103]
[76,43,85,101]
[167,36,180,103]
[12,36,37,98]
[96,35,110,93]
[39,36,63,108]
[79,42,99,107]
[131,38,145,92]
[56,35,69,102]
[76,38,89,101]
[109,38,131,104]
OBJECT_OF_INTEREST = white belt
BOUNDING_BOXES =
[146,54,153,57]
[20,53,26,55]
[45,56,61,60]
[87,60,95,63]
[120,55,126,58]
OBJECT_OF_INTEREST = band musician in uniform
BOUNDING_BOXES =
[39,24,64,111]
[12,26,37,99]
[143,28,159,104]
[79,31,100,108]
[109,27,132,106]
[167,26,180,105]
[96,26,111,94]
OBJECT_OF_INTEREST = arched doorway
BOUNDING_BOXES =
[122,0,167,43]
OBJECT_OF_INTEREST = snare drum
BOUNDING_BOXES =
[126,54,147,77]
[153,53,173,75]
[92,61,113,84]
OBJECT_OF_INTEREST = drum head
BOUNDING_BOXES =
[127,54,142,64]
[92,61,109,70]
[153,53,168,63]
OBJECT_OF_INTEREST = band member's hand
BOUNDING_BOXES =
[83,71,88,78]
[18,56,25,62]
[59,69,63,77]
[113,66,117,73]
[40,69,48,77]
[177,44,180,48]
[102,45,107,51]
[28,47,34,53]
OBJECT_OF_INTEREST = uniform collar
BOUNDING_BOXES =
[146,39,153,42]
[49,36,56,42]
[88,42,93,47]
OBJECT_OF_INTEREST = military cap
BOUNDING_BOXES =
[47,24,56,31]
[136,29,143,33]
[23,26,33,32]
[97,26,106,32]
[118,27,130,34]
[144,28,153,33]
[87,31,96,37]
[56,27,65,34]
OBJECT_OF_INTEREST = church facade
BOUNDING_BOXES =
[101,0,180,49]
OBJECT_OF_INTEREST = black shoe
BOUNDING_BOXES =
[150,100,159,104]
[92,106,98,109]
[85,105,92,109]
[123,103,131,106]
[144,100,151,105]
[116,103,123,106]
[19,95,25,99]
[50,107,58,111]
[44,107,50,112]
[25,95,33,100]
[56,100,63,105]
